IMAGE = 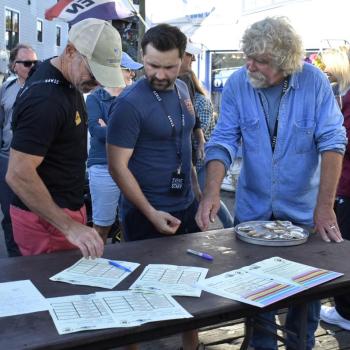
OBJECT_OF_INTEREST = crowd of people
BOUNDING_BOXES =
[0,15,349,350]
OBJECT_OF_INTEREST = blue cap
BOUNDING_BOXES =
[121,52,143,70]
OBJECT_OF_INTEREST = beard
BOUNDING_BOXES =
[149,76,173,91]
[248,71,270,88]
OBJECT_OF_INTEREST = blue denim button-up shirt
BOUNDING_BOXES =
[206,63,347,225]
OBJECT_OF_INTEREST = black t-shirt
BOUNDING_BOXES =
[11,59,87,211]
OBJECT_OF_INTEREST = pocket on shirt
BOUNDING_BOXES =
[241,118,260,151]
[294,119,315,153]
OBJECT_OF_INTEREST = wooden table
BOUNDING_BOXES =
[1,228,349,350]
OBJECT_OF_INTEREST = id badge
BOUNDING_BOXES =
[170,171,185,194]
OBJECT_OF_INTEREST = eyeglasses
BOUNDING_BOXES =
[15,60,38,68]
[79,54,96,81]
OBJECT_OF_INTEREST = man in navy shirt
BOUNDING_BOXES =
[107,23,201,350]
[107,24,200,241]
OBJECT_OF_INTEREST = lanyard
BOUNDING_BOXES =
[258,77,289,152]
[152,84,185,172]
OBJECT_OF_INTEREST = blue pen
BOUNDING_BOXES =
[108,260,132,272]
[186,249,213,261]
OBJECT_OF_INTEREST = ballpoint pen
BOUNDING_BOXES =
[186,249,213,261]
[108,260,132,272]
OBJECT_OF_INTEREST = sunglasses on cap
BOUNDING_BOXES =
[15,60,38,68]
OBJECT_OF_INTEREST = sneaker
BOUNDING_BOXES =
[221,174,235,192]
[320,305,350,330]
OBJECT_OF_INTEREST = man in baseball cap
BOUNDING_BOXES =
[6,19,125,260]
[68,18,125,88]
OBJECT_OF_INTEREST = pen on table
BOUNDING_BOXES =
[108,260,132,272]
[186,249,213,261]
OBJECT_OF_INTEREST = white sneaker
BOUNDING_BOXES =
[221,174,235,192]
[320,305,350,330]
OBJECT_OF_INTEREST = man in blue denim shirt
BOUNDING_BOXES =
[196,17,347,350]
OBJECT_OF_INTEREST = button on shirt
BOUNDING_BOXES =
[205,63,347,226]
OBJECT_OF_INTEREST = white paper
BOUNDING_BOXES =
[129,264,208,297]
[97,290,193,326]
[243,256,344,289]
[48,291,192,334]
[48,294,117,334]
[0,280,48,317]
[199,269,304,308]
[199,257,343,308]
[50,257,140,289]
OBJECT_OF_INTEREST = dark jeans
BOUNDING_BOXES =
[334,196,350,320]
[122,200,200,241]
[234,216,320,350]
[0,154,21,257]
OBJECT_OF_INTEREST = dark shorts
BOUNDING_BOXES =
[122,200,200,241]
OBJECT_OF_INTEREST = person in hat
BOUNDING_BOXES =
[0,43,37,257]
[178,39,206,175]
[6,18,124,258]
[87,51,143,243]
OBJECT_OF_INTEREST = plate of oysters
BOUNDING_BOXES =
[234,220,309,246]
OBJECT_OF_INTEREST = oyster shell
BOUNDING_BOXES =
[264,222,278,229]
[238,225,254,232]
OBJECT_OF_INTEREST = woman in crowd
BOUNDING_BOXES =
[190,70,234,228]
[319,45,350,330]
[86,52,143,243]
[0,43,37,257]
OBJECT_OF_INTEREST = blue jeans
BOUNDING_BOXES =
[88,164,120,227]
[251,301,321,350]
[0,154,21,257]
[233,217,320,349]
[197,166,234,228]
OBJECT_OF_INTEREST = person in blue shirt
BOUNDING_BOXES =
[86,52,143,243]
[196,17,347,350]
[107,23,202,350]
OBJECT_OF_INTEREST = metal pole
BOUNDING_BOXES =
[125,0,148,29]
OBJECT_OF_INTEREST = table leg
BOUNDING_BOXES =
[241,305,309,350]
[240,317,254,350]
[296,304,308,350]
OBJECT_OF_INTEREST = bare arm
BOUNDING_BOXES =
[314,151,343,242]
[191,165,201,202]
[195,160,226,231]
[6,149,104,258]
[194,128,205,161]
[107,144,181,234]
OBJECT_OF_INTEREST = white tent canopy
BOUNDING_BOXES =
[187,0,350,51]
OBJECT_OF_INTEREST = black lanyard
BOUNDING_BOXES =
[152,84,185,172]
[258,77,289,152]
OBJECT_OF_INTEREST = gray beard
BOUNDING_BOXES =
[248,71,270,88]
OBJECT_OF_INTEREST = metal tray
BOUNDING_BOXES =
[234,220,309,246]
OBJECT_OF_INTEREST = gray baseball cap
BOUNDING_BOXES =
[69,18,125,88]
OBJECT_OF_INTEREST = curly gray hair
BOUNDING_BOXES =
[241,17,304,76]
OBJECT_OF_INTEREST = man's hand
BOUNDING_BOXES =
[148,210,181,235]
[65,221,104,258]
[195,192,221,231]
[314,204,343,243]
[98,118,106,127]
